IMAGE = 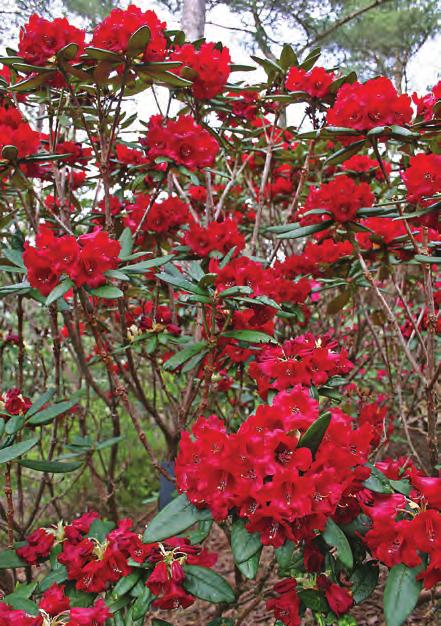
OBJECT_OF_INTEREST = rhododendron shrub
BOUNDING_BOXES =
[0,4,439,626]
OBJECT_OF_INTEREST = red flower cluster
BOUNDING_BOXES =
[301,174,374,223]
[0,589,109,626]
[266,578,301,626]
[18,512,220,614]
[145,536,216,609]
[23,225,121,296]
[91,4,167,62]
[341,154,391,181]
[327,77,412,131]
[184,219,245,257]
[412,80,441,121]
[362,466,441,589]
[57,516,146,592]
[18,14,85,66]
[0,106,40,159]
[124,194,190,237]
[278,239,353,278]
[170,42,231,99]
[176,385,372,547]
[285,66,335,98]
[115,143,149,167]
[126,300,181,336]
[212,255,311,305]
[402,153,441,207]
[0,388,31,419]
[144,115,219,170]
[248,333,353,394]
[317,575,353,616]
[17,526,56,564]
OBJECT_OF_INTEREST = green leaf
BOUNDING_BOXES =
[325,140,366,167]
[275,540,296,570]
[0,549,26,569]
[143,493,211,543]
[276,221,333,240]
[113,570,142,597]
[39,565,68,591]
[1,145,18,162]
[89,285,124,299]
[221,330,277,344]
[88,519,115,542]
[218,285,253,298]
[163,341,208,371]
[10,72,54,92]
[152,620,173,626]
[350,563,379,604]
[26,388,56,418]
[28,399,78,426]
[322,518,353,569]
[183,565,235,604]
[231,519,261,564]
[156,271,207,295]
[127,26,151,58]
[118,227,134,258]
[414,254,441,264]
[298,412,331,455]
[0,282,30,297]
[237,548,261,580]
[280,44,298,69]
[19,459,82,473]
[3,248,25,268]
[384,564,422,626]
[0,438,39,464]
[45,278,74,306]
[1,595,38,615]
[84,47,123,62]
[131,587,154,621]
[121,255,174,273]
[298,589,328,612]
[5,415,26,435]
[363,465,393,494]
[57,43,79,61]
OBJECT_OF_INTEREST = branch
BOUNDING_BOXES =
[306,0,393,49]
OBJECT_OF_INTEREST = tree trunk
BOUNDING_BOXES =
[181,0,206,40]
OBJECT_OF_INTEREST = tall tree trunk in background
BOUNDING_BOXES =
[181,0,206,40]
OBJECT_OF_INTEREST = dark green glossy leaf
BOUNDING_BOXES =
[322,518,353,569]
[0,438,39,464]
[143,493,211,543]
[183,565,235,604]
[384,564,422,626]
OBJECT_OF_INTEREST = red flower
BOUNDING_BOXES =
[266,578,301,626]
[23,226,121,294]
[170,42,231,99]
[39,584,70,616]
[327,77,412,131]
[18,14,85,66]
[286,66,334,98]
[317,576,353,616]
[124,194,190,236]
[68,599,110,626]
[0,106,40,159]
[91,5,167,61]
[73,229,121,288]
[301,175,374,223]
[1,388,31,417]
[184,219,245,257]
[144,114,219,170]
[16,527,55,565]
[402,153,441,208]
